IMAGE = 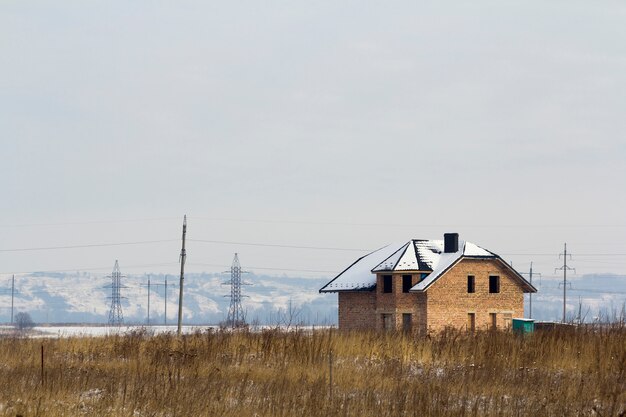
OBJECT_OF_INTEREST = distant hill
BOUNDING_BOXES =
[1,272,624,325]
[0,272,337,325]
[526,273,626,322]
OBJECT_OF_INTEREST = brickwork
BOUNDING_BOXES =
[374,273,428,332]
[335,258,525,333]
[338,291,376,330]
[426,259,524,332]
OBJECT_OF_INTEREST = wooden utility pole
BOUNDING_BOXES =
[177,215,187,336]
[10,275,15,324]
[147,276,151,325]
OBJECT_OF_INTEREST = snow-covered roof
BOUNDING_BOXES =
[319,238,536,293]
[318,243,406,292]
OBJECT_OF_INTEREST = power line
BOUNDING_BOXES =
[188,216,626,229]
[188,263,337,274]
[1,237,623,257]
[188,238,369,252]
[568,288,626,295]
[0,239,177,253]
[0,262,180,275]
[0,217,180,228]
[501,253,626,257]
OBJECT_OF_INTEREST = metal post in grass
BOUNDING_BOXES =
[41,344,44,386]
[329,349,333,402]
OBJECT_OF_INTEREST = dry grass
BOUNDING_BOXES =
[0,326,624,416]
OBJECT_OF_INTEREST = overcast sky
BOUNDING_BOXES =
[1,1,625,281]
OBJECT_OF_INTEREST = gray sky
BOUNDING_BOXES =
[1,1,625,280]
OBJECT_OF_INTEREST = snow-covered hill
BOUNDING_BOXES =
[0,272,337,325]
[1,271,624,325]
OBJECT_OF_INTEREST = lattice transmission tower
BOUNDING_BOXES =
[222,253,251,328]
[107,260,126,326]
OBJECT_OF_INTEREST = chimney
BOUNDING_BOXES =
[444,233,459,253]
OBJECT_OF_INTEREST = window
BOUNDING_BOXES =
[467,275,475,293]
[490,313,497,330]
[468,313,475,332]
[402,275,412,293]
[383,275,393,293]
[420,273,429,281]
[402,313,412,332]
[382,313,393,330]
[489,275,500,293]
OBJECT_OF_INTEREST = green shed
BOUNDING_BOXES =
[512,318,534,334]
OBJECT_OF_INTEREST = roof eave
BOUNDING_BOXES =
[319,286,376,294]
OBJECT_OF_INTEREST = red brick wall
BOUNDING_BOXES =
[374,273,427,332]
[335,259,525,333]
[426,259,524,332]
[338,291,376,330]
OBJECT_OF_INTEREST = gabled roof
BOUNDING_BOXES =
[318,243,406,292]
[319,239,536,293]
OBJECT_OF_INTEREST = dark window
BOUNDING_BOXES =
[383,275,393,293]
[490,313,497,329]
[468,313,475,332]
[382,313,393,330]
[402,313,412,332]
[467,275,475,293]
[489,275,500,293]
[402,275,412,293]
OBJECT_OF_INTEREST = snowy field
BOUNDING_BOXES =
[0,324,330,338]
[0,325,214,338]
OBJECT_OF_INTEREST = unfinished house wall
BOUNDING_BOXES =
[374,273,428,332]
[338,291,377,330]
[425,259,524,332]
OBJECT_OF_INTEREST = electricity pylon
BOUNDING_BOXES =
[222,253,251,328]
[107,260,126,326]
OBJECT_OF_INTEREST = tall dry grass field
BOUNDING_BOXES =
[0,326,624,416]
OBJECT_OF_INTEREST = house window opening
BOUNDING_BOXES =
[468,313,476,332]
[490,313,497,330]
[467,275,475,293]
[382,313,394,330]
[402,275,413,293]
[489,275,500,293]
[402,313,412,332]
[383,275,393,293]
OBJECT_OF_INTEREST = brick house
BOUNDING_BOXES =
[319,233,536,332]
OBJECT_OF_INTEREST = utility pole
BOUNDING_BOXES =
[520,263,541,319]
[527,263,541,319]
[142,277,167,326]
[164,277,167,325]
[147,276,150,325]
[10,275,15,324]
[555,243,575,323]
[177,215,187,336]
